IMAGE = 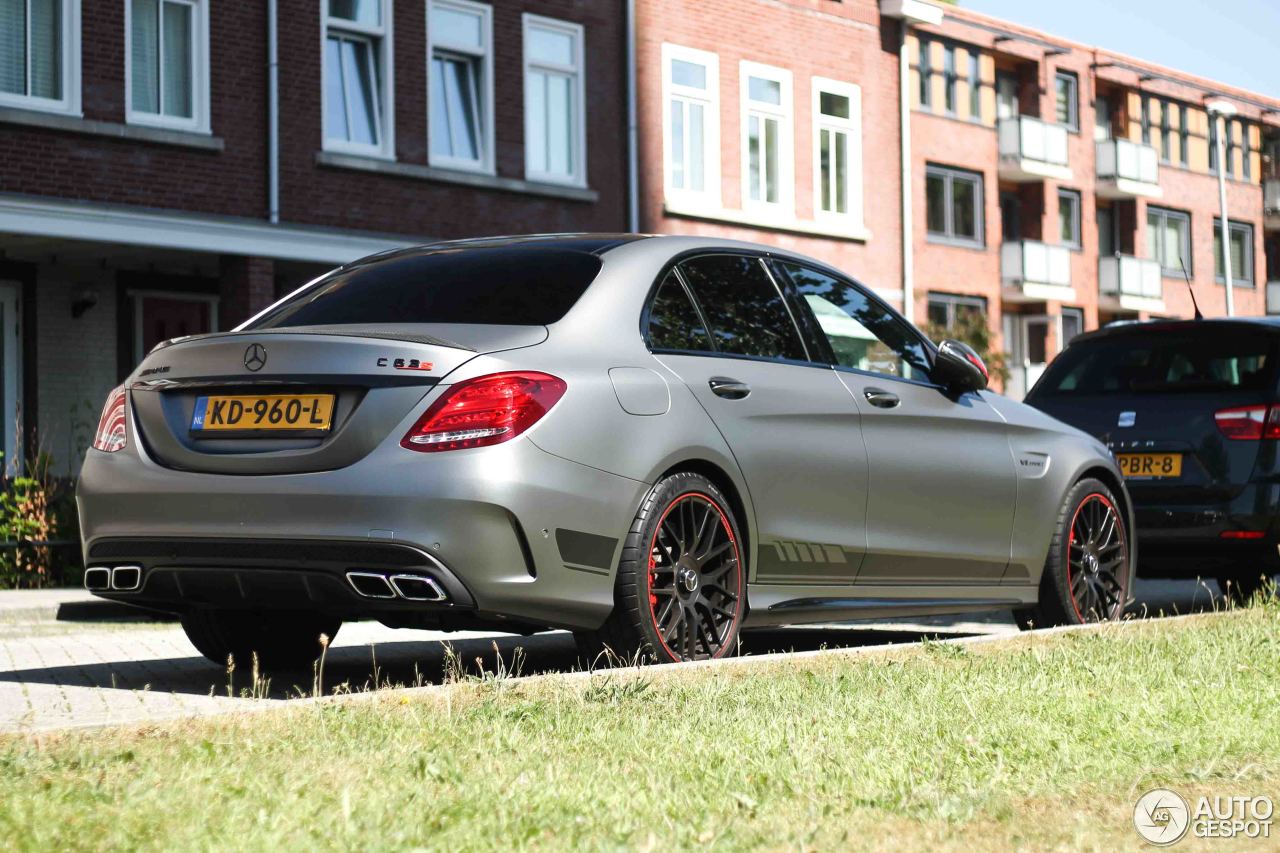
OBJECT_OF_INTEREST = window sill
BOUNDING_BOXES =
[315,151,600,202]
[663,198,871,242]
[0,106,224,151]
[925,235,985,252]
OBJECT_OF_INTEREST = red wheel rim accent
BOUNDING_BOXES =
[1065,492,1128,622]
[645,492,743,661]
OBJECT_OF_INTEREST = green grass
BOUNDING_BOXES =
[2,603,1278,851]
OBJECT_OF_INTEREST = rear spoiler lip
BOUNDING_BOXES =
[128,374,441,392]
[151,326,476,353]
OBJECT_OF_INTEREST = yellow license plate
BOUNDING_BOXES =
[1117,452,1182,479]
[191,394,335,434]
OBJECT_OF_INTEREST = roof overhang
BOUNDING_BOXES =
[880,0,945,27]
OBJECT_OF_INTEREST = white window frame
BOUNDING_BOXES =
[661,42,720,208]
[522,13,586,187]
[124,0,211,133]
[0,0,81,116]
[811,76,863,229]
[320,0,395,159]
[426,0,493,174]
[739,60,792,216]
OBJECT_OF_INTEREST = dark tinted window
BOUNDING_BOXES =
[247,247,602,328]
[777,262,931,381]
[647,272,711,352]
[1034,331,1275,396]
[677,255,806,361]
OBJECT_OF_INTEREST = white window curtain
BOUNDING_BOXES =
[0,0,63,100]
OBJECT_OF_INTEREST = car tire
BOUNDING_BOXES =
[180,609,341,670]
[576,472,746,665]
[1015,477,1131,630]
[1216,570,1275,607]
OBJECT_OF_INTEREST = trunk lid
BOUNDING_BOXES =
[128,324,546,475]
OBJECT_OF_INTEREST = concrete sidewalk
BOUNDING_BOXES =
[0,589,170,624]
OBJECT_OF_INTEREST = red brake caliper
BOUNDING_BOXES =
[649,550,658,607]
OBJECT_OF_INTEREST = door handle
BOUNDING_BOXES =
[708,377,751,400]
[864,387,900,409]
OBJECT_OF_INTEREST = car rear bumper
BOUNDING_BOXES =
[77,435,649,631]
[1133,488,1280,576]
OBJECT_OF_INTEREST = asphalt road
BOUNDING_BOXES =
[0,578,1233,733]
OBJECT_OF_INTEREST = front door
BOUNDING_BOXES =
[647,254,870,584]
[134,293,215,364]
[1004,313,1051,400]
[774,261,1017,584]
[0,283,20,473]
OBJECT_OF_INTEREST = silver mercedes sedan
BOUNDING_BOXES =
[78,235,1133,667]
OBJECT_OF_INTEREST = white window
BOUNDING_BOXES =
[126,0,209,132]
[523,14,585,186]
[740,61,792,213]
[323,0,394,157]
[812,77,862,227]
[661,43,719,205]
[428,0,492,173]
[0,0,80,115]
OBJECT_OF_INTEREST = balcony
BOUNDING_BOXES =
[1099,255,1164,313]
[1001,240,1073,302]
[997,116,1071,182]
[1096,139,1162,200]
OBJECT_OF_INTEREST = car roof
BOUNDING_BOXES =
[1071,316,1280,345]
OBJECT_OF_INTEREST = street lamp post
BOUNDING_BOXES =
[1207,99,1238,316]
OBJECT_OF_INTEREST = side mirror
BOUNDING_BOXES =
[933,339,989,394]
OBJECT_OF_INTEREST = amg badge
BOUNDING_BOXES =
[377,357,434,372]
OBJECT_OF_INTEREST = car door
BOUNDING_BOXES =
[773,260,1017,584]
[647,253,870,584]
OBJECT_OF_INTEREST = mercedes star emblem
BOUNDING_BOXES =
[244,343,267,372]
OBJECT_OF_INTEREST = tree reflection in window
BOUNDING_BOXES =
[677,255,807,361]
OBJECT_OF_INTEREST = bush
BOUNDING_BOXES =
[924,311,1011,388]
[0,452,81,590]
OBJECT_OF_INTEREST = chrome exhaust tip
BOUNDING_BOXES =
[347,571,397,599]
[84,567,111,591]
[388,574,447,602]
[110,566,143,591]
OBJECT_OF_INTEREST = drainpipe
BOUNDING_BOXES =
[1207,100,1237,316]
[267,0,280,224]
[898,21,914,322]
[625,0,640,233]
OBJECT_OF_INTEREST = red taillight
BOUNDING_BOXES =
[93,386,128,453]
[400,371,566,453]
[1214,404,1280,441]
[1221,530,1266,540]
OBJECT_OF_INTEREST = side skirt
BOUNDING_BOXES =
[742,582,1039,628]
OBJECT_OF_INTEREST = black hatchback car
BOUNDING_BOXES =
[1026,318,1280,602]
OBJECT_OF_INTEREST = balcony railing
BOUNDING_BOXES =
[1096,139,1161,199]
[1099,255,1163,311]
[1001,240,1072,300]
[997,116,1071,181]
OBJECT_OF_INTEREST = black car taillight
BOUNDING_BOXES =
[1214,404,1280,441]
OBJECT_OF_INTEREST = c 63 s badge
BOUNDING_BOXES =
[377,357,434,372]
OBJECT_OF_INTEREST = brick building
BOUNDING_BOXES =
[3,0,1280,475]
[634,0,1280,397]
[0,0,627,472]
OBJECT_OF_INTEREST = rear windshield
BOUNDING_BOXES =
[247,246,603,328]
[1032,331,1276,397]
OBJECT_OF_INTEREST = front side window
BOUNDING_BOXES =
[1215,219,1254,285]
[741,61,791,209]
[428,0,492,172]
[324,0,391,155]
[777,262,930,382]
[925,164,983,247]
[813,78,861,224]
[677,255,806,361]
[0,0,76,112]
[663,44,718,201]
[128,0,207,130]
[1146,207,1191,277]
[523,14,585,186]
[646,271,711,352]
[1058,188,1081,249]
[1055,71,1077,130]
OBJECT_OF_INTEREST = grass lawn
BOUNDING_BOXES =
[1,602,1277,851]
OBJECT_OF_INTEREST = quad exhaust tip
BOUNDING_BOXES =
[85,565,142,592]
[346,571,447,602]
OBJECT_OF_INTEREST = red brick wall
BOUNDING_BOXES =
[0,0,627,237]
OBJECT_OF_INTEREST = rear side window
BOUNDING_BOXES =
[647,272,712,352]
[676,255,807,361]
[1035,332,1275,396]
[247,247,603,328]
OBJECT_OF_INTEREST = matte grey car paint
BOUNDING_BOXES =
[78,234,1133,632]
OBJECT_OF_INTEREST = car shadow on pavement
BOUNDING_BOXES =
[0,626,979,702]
